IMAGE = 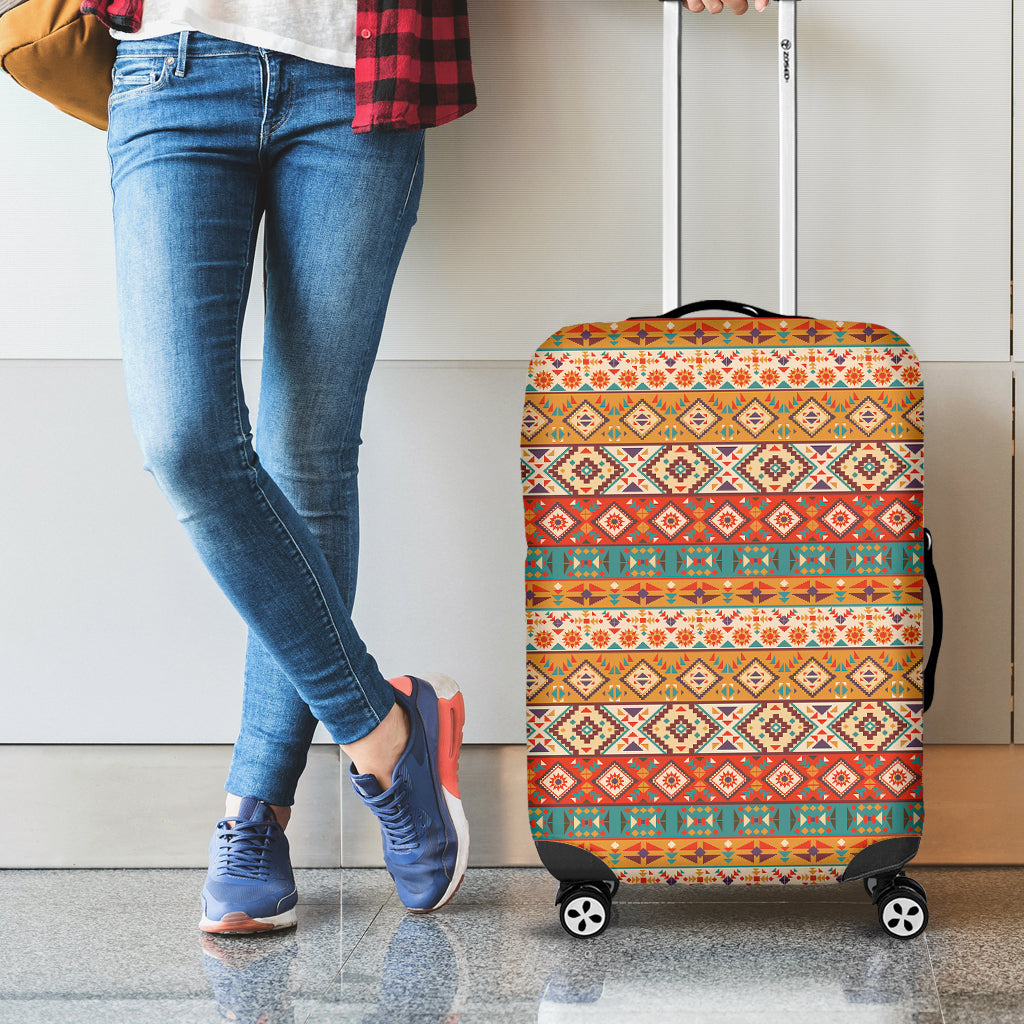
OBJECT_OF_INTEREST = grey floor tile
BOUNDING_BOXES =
[0,867,389,1023]
[0,866,1020,1024]
[936,994,1024,1024]
[0,869,212,1000]
[0,999,282,1024]
[911,867,1024,1023]
[310,872,940,1024]
[320,868,395,962]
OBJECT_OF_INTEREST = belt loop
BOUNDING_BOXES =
[174,30,189,77]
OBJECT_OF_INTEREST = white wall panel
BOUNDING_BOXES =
[4,361,1008,744]
[922,363,1012,743]
[355,362,527,742]
[0,74,267,359]
[0,84,120,358]
[1017,0,1024,365]
[0,745,341,868]
[0,360,527,744]
[378,0,663,360]
[0,0,663,361]
[0,360,248,742]
[675,1,1009,362]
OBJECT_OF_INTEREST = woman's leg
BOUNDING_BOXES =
[108,34,398,777]
[233,65,466,912]
[226,68,425,807]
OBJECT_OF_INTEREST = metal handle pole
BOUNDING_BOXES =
[667,2,798,317]
[662,1,682,314]
[778,0,798,316]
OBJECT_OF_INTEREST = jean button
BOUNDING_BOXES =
[165,56,174,64]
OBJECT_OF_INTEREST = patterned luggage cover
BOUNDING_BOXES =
[522,316,925,885]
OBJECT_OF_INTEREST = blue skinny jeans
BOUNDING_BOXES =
[107,31,424,805]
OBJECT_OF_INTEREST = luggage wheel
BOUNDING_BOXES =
[555,880,616,938]
[864,873,929,939]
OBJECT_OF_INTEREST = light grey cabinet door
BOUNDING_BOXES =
[674,1,1009,362]
[380,0,664,360]
[0,83,118,359]
[1013,0,1024,744]
[923,363,1011,743]
[672,3,1012,743]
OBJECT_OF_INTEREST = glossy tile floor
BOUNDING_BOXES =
[0,867,1021,1023]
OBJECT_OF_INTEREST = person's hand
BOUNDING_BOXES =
[685,0,771,12]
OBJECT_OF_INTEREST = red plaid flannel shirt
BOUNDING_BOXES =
[80,0,476,133]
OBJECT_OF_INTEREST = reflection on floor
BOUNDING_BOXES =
[0,867,1021,1023]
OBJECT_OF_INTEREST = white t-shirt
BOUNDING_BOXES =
[110,1,358,69]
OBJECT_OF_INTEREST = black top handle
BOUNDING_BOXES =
[629,300,785,320]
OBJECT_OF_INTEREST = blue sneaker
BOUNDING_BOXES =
[199,796,298,934]
[350,673,470,912]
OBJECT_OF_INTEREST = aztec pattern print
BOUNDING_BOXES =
[522,317,925,885]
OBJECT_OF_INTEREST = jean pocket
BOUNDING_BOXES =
[109,55,173,104]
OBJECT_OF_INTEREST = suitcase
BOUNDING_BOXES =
[521,1,942,940]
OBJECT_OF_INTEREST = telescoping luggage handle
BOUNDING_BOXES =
[659,0,800,317]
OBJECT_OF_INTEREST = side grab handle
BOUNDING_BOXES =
[922,528,942,714]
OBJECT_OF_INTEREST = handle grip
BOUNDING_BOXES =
[630,300,784,320]
[922,528,942,714]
